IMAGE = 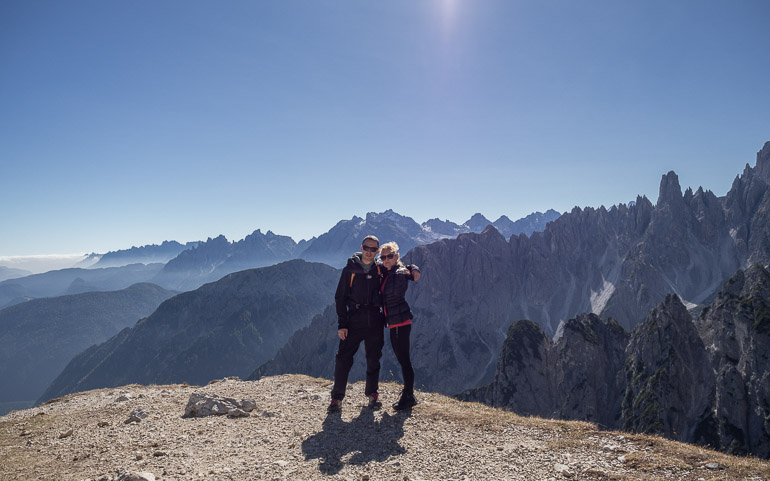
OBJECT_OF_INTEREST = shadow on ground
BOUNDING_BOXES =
[302,407,411,474]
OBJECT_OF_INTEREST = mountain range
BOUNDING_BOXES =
[2,210,558,303]
[250,143,770,426]
[11,141,770,458]
[86,240,200,268]
[299,209,561,268]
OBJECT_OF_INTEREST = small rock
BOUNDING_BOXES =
[59,429,73,439]
[135,453,144,461]
[153,451,167,457]
[275,460,289,467]
[706,462,721,470]
[183,392,255,418]
[602,445,615,452]
[554,463,573,477]
[116,471,156,481]
[98,421,110,428]
[240,400,257,412]
[125,409,148,424]
[618,455,626,463]
[116,395,130,402]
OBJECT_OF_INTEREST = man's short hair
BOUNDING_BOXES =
[362,235,379,247]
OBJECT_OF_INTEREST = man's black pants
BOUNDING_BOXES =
[331,323,384,400]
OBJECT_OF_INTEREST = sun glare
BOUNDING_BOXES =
[439,0,460,36]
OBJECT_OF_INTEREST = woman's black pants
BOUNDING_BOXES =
[389,324,414,395]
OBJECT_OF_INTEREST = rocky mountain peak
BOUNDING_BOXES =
[480,224,505,239]
[206,235,229,245]
[464,213,493,231]
[684,186,694,202]
[754,141,770,183]
[366,209,400,222]
[623,293,715,444]
[656,171,684,209]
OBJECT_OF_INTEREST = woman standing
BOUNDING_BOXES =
[379,241,419,410]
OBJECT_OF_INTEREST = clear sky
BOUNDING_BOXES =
[1,0,769,257]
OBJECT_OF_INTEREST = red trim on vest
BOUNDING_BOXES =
[388,320,412,329]
[380,275,388,317]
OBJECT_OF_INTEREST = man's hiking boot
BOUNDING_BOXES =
[392,393,417,411]
[327,399,341,413]
[367,393,382,410]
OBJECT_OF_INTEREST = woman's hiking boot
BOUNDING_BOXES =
[327,398,342,413]
[367,393,382,410]
[392,392,417,411]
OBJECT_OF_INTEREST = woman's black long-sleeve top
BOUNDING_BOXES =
[380,265,414,326]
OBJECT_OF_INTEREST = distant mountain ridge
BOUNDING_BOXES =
[0,263,164,309]
[0,282,177,413]
[110,210,559,290]
[89,240,199,268]
[1,209,558,306]
[0,266,31,283]
[299,209,561,268]
[152,230,302,290]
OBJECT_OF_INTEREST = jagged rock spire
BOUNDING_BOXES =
[656,171,684,208]
[754,141,770,183]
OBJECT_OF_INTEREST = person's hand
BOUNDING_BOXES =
[405,267,421,281]
[338,328,348,340]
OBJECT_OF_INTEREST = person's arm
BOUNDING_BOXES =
[406,264,421,281]
[334,270,350,339]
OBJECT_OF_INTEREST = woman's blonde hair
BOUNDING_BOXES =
[380,241,405,267]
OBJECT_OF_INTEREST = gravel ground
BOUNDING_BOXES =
[0,375,768,481]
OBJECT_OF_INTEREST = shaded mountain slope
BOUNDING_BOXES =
[0,283,176,408]
[39,260,338,403]
[461,264,770,458]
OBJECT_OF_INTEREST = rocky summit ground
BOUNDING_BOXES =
[0,375,768,481]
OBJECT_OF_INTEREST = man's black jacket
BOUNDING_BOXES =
[334,253,385,330]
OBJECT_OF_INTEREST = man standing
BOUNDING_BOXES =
[328,235,386,412]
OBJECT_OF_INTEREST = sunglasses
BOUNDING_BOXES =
[380,253,396,260]
[362,245,379,253]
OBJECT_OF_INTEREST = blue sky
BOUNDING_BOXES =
[1,0,769,258]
